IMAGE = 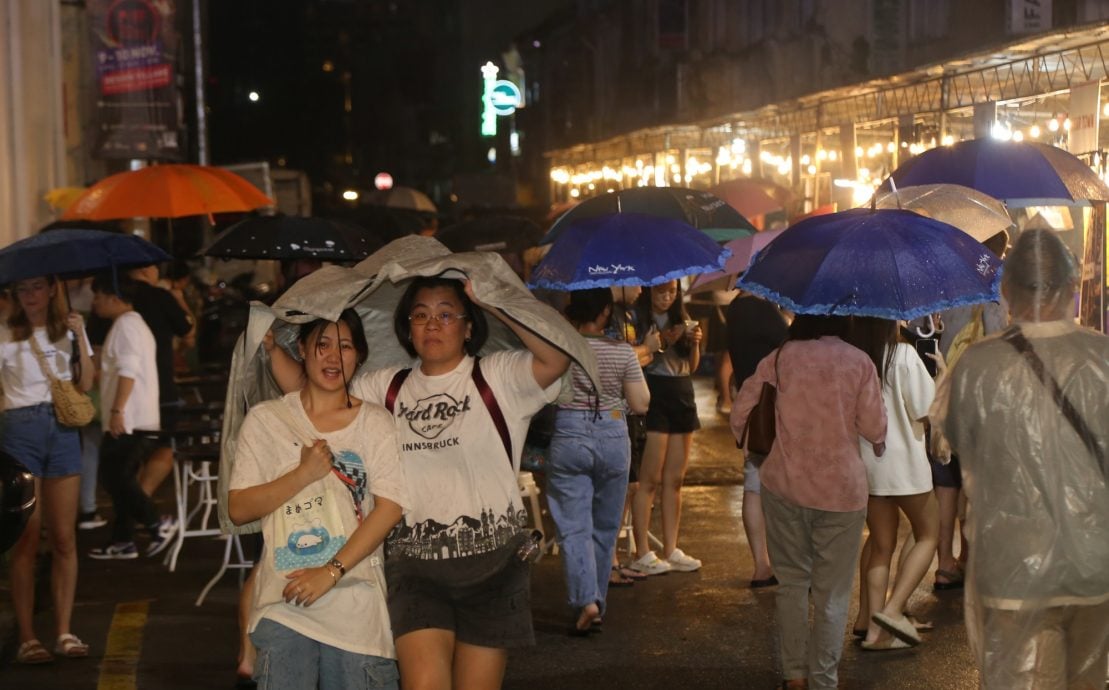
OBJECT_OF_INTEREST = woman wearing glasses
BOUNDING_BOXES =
[0,275,94,663]
[272,276,569,690]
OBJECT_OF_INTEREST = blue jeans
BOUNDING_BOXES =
[546,409,631,615]
[251,618,399,690]
[0,404,82,478]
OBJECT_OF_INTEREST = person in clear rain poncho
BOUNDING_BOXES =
[936,228,1109,689]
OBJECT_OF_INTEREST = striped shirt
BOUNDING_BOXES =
[560,336,643,411]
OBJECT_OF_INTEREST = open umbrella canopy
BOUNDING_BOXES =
[542,187,757,244]
[0,229,171,284]
[202,215,387,261]
[365,186,437,213]
[882,139,1109,203]
[690,228,786,293]
[709,177,792,218]
[872,183,1012,243]
[737,208,1002,320]
[435,216,543,253]
[529,212,729,291]
[61,164,273,220]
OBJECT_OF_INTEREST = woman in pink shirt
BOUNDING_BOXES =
[731,314,886,690]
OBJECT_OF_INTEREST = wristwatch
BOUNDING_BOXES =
[328,557,346,577]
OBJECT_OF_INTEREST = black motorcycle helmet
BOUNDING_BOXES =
[0,452,36,554]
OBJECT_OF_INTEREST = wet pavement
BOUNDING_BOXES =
[0,377,980,689]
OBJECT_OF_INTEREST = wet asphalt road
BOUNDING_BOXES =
[0,377,980,689]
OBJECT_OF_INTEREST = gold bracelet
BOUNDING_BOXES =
[325,565,338,585]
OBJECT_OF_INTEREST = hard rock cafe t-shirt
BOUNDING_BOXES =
[351,350,558,560]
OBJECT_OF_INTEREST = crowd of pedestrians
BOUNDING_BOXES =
[3,224,1106,690]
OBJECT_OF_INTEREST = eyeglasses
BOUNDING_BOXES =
[408,311,468,327]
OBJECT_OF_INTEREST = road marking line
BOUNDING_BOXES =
[97,600,150,690]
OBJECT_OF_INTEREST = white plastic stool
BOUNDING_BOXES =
[518,471,557,558]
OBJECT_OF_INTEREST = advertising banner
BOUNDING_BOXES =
[89,0,182,160]
[1068,81,1101,155]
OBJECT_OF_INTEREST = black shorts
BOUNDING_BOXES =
[385,554,534,649]
[931,453,962,489]
[644,375,701,434]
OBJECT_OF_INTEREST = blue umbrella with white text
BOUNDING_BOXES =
[528,213,729,291]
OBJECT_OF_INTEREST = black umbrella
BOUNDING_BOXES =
[435,216,543,253]
[542,186,757,244]
[201,215,387,261]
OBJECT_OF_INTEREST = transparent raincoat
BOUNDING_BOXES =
[933,229,1109,689]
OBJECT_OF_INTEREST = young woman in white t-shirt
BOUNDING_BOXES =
[0,275,94,663]
[271,276,570,690]
[230,310,407,689]
[845,317,939,650]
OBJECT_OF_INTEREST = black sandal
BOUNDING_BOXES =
[609,566,635,587]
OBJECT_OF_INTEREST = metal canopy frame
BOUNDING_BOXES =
[548,25,1109,164]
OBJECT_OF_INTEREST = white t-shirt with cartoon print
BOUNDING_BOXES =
[350,350,558,561]
[230,393,409,658]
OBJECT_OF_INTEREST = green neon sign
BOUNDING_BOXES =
[481,61,522,137]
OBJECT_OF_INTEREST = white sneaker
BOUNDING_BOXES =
[630,551,672,575]
[666,548,702,572]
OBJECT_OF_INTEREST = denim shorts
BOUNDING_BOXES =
[743,456,764,494]
[0,404,82,478]
[251,618,399,690]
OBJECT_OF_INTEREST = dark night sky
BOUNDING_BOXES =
[206,0,570,209]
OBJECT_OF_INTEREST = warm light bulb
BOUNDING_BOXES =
[1030,125,1041,138]
[1048,118,1059,132]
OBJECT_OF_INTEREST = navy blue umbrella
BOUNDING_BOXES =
[883,139,1109,202]
[528,213,728,291]
[737,208,1002,320]
[0,229,171,284]
[542,187,757,244]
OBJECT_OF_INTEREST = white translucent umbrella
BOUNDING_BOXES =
[872,183,1012,243]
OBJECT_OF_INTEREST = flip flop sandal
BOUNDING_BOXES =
[16,639,53,664]
[54,633,89,658]
[872,612,922,646]
[860,636,911,651]
[609,566,635,587]
[903,614,935,632]
[618,566,648,581]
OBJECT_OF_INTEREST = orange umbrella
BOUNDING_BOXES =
[61,164,272,220]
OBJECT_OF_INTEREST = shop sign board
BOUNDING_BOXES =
[1008,0,1052,34]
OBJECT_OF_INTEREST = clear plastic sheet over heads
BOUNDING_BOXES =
[938,229,1109,689]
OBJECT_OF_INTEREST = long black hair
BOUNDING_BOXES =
[843,317,897,384]
[633,281,688,332]
[393,276,489,358]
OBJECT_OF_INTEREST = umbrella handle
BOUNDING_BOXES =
[914,314,936,338]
